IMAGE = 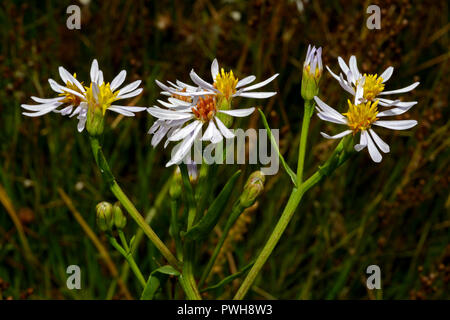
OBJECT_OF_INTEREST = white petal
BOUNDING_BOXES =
[59,67,85,92]
[326,65,340,81]
[48,79,64,93]
[211,59,219,80]
[377,105,415,117]
[366,131,382,163]
[166,124,202,167]
[90,59,99,83]
[77,116,87,132]
[369,129,390,153]
[236,91,277,99]
[97,71,104,85]
[241,74,278,92]
[30,96,62,104]
[313,96,346,121]
[317,112,348,125]
[118,80,142,96]
[349,56,360,82]
[117,88,143,100]
[147,108,193,120]
[320,130,352,139]
[21,102,61,111]
[169,120,201,141]
[378,98,417,108]
[110,70,127,92]
[110,105,146,112]
[236,75,256,88]
[380,67,394,83]
[214,117,234,139]
[168,97,192,107]
[219,107,255,117]
[22,104,60,117]
[379,82,420,95]
[354,131,368,152]
[108,106,135,116]
[338,56,350,75]
[373,120,418,130]
[190,69,216,91]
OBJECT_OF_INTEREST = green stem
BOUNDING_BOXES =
[89,136,181,271]
[178,163,202,300]
[234,138,354,300]
[296,99,314,183]
[109,236,146,288]
[170,200,183,260]
[199,201,244,288]
[179,242,202,300]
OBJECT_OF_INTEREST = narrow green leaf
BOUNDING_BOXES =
[184,170,241,241]
[258,108,297,187]
[200,261,254,293]
[140,265,180,300]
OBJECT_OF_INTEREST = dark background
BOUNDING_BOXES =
[0,0,448,299]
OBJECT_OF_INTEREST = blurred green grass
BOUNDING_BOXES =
[0,0,449,299]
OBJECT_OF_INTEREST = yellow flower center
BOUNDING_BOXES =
[85,82,119,115]
[361,73,384,101]
[192,96,217,122]
[214,68,238,100]
[58,73,84,106]
[343,99,379,134]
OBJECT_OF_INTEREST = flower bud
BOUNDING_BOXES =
[113,202,127,229]
[86,104,105,137]
[301,45,323,101]
[96,201,114,232]
[240,171,265,208]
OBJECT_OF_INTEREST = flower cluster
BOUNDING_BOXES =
[147,58,278,166]
[315,53,419,163]
[21,59,145,133]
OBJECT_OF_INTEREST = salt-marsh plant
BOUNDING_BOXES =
[21,44,419,300]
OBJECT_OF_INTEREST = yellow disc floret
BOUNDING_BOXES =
[362,73,384,101]
[343,99,379,134]
[59,73,84,106]
[85,82,119,115]
[214,68,238,100]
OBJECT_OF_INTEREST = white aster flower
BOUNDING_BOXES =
[304,45,323,78]
[326,55,420,109]
[147,94,255,167]
[21,65,86,119]
[168,58,279,101]
[21,59,146,132]
[314,83,418,163]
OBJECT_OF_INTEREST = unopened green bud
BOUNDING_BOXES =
[113,202,127,229]
[301,45,323,101]
[96,201,114,232]
[86,105,105,137]
[240,171,265,208]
